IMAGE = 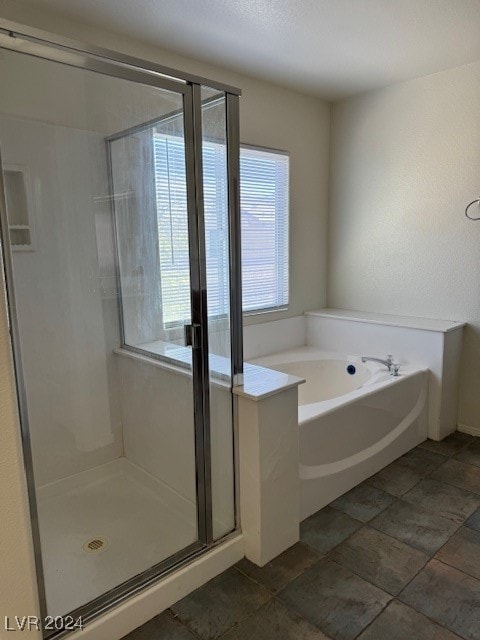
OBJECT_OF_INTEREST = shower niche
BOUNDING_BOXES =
[4,165,35,250]
[0,24,241,636]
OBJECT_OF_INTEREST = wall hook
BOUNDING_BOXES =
[465,198,480,220]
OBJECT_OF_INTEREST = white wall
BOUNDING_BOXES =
[328,60,480,431]
[118,352,235,540]
[0,114,123,485]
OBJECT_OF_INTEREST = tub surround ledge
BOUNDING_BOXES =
[306,308,465,441]
[233,363,305,401]
[306,308,465,333]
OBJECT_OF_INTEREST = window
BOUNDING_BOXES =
[154,136,289,325]
[240,146,289,313]
[154,133,191,327]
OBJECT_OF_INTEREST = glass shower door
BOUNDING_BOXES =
[0,43,217,623]
[107,103,213,550]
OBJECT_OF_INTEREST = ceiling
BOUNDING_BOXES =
[11,0,480,99]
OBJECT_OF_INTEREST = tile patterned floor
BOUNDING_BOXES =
[122,433,480,640]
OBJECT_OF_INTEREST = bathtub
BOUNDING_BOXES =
[252,346,428,520]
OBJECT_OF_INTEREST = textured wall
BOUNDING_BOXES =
[328,60,480,430]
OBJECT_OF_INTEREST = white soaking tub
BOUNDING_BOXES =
[252,346,428,520]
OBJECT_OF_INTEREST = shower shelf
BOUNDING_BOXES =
[4,165,35,251]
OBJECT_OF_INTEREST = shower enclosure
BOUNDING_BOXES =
[0,20,242,636]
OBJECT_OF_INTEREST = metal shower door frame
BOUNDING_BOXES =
[0,19,243,639]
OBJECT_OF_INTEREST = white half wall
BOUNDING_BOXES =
[243,315,306,361]
[117,350,236,541]
[328,59,480,432]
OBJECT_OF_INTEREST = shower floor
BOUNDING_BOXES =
[36,458,198,617]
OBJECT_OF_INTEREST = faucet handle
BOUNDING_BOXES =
[386,354,394,363]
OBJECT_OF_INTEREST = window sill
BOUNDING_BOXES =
[113,342,232,387]
[243,305,288,318]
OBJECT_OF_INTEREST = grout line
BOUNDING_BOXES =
[287,527,397,637]
[362,446,450,499]
[272,588,346,635]
[232,441,480,640]
[232,562,280,595]
[317,443,480,639]
[352,440,480,638]
[256,438,477,638]
[169,609,205,640]
[211,569,275,640]
[418,433,474,458]
[372,596,470,640]
[215,596,275,639]
[328,490,394,522]
[430,519,476,566]
[427,462,480,498]
[167,569,274,640]
[124,438,479,640]
[231,558,353,638]
[351,599,392,640]
[348,523,433,586]
[300,452,449,567]
[395,562,473,640]
[464,518,479,532]
[232,545,324,596]
[433,549,480,585]
[314,558,394,640]
[301,520,363,557]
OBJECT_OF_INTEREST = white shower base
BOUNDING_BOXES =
[36,458,197,617]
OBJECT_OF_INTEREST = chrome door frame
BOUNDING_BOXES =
[0,146,49,623]
[0,19,242,639]
[184,83,214,543]
[0,19,241,96]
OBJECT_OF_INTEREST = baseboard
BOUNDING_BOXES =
[457,423,480,437]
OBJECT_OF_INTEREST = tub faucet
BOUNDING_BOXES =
[361,354,399,376]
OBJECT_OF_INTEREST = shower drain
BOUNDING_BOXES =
[82,537,108,553]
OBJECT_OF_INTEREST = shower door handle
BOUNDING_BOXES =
[184,323,201,349]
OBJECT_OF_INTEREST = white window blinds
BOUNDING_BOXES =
[154,134,191,327]
[240,146,289,313]
[154,136,289,326]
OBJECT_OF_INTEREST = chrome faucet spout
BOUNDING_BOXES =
[361,355,399,376]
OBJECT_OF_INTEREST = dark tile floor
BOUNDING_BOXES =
[122,433,480,640]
